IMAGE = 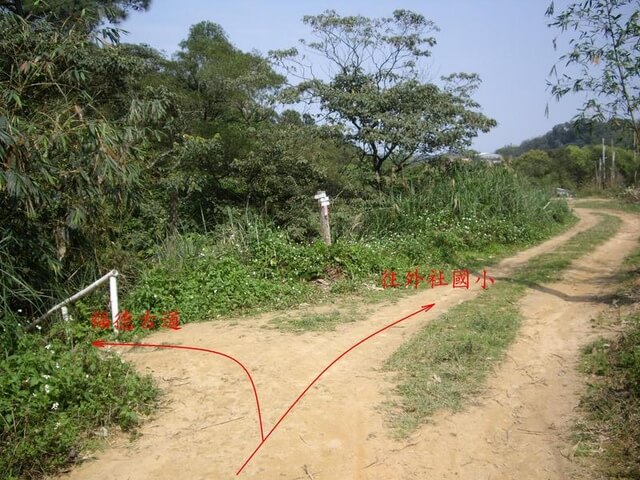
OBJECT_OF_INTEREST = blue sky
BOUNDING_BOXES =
[118,0,586,153]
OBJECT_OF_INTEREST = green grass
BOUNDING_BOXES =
[574,198,640,214]
[268,309,363,333]
[110,165,574,328]
[384,213,621,435]
[572,243,640,478]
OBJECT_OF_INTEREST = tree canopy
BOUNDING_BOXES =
[497,119,635,157]
[0,0,151,24]
[272,9,496,182]
[547,0,640,148]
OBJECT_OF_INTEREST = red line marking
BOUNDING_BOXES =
[235,303,435,475]
[92,303,436,475]
[92,340,265,441]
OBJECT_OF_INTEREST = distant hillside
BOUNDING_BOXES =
[497,120,635,157]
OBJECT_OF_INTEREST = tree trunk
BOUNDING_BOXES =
[54,224,68,262]
[169,190,178,234]
[372,156,382,186]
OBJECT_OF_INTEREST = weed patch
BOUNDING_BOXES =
[0,323,159,479]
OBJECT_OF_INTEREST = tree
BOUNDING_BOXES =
[496,119,635,157]
[547,0,640,151]
[272,10,496,182]
[512,150,554,185]
[174,21,284,128]
[0,10,152,315]
[0,0,151,25]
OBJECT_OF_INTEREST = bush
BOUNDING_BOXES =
[0,324,159,478]
[125,165,573,324]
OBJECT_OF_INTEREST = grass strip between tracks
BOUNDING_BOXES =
[384,212,622,435]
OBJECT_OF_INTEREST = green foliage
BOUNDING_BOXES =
[510,143,640,189]
[273,10,496,179]
[126,166,573,325]
[497,119,635,157]
[340,163,570,246]
[547,0,640,145]
[230,124,329,239]
[174,20,284,128]
[0,324,159,478]
[1,0,151,28]
[0,11,153,321]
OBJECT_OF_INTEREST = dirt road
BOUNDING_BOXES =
[59,208,639,480]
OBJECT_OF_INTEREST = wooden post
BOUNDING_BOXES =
[314,191,332,245]
[600,138,606,189]
[611,140,616,187]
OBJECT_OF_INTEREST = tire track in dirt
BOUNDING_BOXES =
[58,208,630,480]
[362,208,639,480]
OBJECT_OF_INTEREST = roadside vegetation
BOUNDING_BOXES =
[498,123,639,197]
[123,165,571,324]
[384,213,621,434]
[573,223,640,478]
[574,197,640,215]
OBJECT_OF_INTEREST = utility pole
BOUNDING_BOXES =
[314,191,332,245]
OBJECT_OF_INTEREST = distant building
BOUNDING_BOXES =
[477,153,503,164]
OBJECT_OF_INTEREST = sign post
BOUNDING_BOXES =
[313,191,332,246]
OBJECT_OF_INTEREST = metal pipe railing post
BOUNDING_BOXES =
[109,275,119,334]
[27,270,119,332]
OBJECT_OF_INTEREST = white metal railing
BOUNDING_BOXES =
[28,270,120,333]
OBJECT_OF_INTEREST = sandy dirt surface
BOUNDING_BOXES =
[57,208,639,480]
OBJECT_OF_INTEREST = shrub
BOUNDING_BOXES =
[0,325,159,478]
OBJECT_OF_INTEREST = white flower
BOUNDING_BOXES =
[51,402,59,411]
[44,344,52,350]
[36,325,42,331]
[42,374,51,380]
[44,384,51,394]
[17,309,23,313]
[55,362,60,369]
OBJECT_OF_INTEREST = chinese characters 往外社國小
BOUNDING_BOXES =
[381,269,495,290]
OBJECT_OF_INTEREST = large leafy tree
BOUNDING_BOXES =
[174,21,284,129]
[547,0,640,151]
[272,10,496,182]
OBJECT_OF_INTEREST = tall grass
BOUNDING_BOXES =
[334,164,569,243]
[121,164,574,325]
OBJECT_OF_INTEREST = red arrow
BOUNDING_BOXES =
[92,339,265,441]
[92,303,436,475]
[235,303,435,475]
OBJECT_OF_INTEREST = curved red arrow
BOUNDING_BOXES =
[235,303,435,475]
[92,340,265,441]
[92,303,436,475]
